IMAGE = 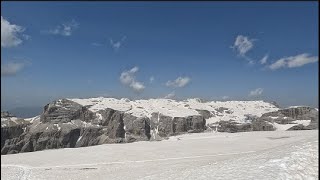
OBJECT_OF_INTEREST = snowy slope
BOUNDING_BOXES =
[1,130,317,180]
[69,97,279,124]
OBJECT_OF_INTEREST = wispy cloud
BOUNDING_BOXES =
[166,76,191,88]
[231,35,257,64]
[1,16,27,48]
[120,66,145,93]
[231,35,255,57]
[260,54,269,65]
[1,62,25,77]
[164,91,175,99]
[149,76,155,83]
[44,20,79,36]
[110,36,126,51]
[249,88,263,97]
[269,53,318,70]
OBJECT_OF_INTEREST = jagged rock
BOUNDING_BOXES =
[1,111,30,128]
[186,115,206,133]
[287,124,312,131]
[40,99,96,123]
[251,120,275,131]
[195,109,212,119]
[217,121,253,133]
[173,117,188,133]
[158,114,174,137]
[1,125,26,150]
[123,114,150,142]
[261,107,318,120]
[1,111,15,118]
[260,106,318,130]
[75,127,103,147]
[215,107,229,113]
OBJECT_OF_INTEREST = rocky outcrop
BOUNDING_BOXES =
[1,111,15,118]
[217,121,253,133]
[195,109,212,119]
[1,111,30,128]
[251,119,275,131]
[287,124,313,131]
[1,99,207,155]
[215,118,275,133]
[260,106,318,130]
[2,100,316,155]
[40,99,96,123]
[150,113,206,137]
[1,125,26,151]
[123,114,150,143]
[261,107,318,120]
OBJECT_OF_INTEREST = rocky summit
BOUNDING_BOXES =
[1,97,318,155]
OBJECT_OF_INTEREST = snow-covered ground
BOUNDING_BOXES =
[1,130,318,180]
[69,97,279,124]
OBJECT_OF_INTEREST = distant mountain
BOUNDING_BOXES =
[8,106,42,118]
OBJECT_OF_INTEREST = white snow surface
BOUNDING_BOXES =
[1,130,318,180]
[270,120,312,131]
[69,97,279,124]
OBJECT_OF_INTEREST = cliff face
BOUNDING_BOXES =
[259,107,318,130]
[261,107,318,120]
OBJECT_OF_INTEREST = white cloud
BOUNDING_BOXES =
[110,36,126,51]
[1,16,26,48]
[120,66,145,93]
[222,96,229,100]
[269,53,318,70]
[149,76,155,83]
[260,54,268,64]
[164,91,175,99]
[1,62,25,76]
[232,35,255,56]
[166,76,191,88]
[249,88,263,97]
[129,81,145,93]
[45,20,79,36]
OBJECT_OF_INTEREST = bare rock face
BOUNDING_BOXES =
[261,107,318,120]
[158,114,174,137]
[251,119,275,131]
[173,117,188,133]
[195,109,212,119]
[75,127,103,147]
[1,125,26,152]
[260,106,318,130]
[1,111,15,118]
[217,121,253,133]
[186,115,206,133]
[2,101,152,154]
[123,114,150,142]
[151,113,206,137]
[1,111,30,128]
[40,99,96,123]
[287,124,313,131]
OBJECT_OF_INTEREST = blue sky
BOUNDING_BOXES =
[1,1,318,110]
